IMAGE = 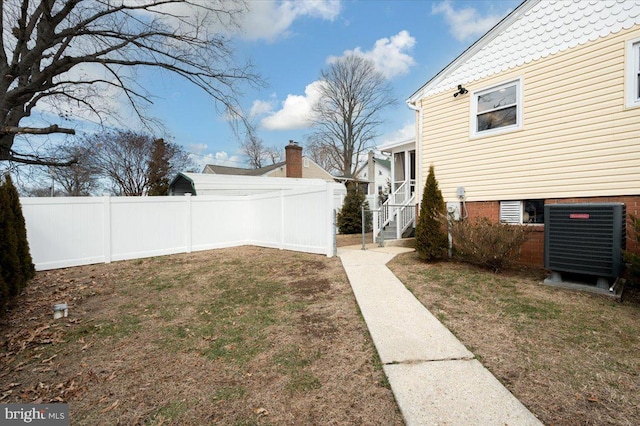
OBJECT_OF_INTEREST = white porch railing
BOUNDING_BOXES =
[373,179,416,241]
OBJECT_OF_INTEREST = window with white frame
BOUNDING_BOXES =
[471,79,522,136]
[500,200,544,224]
[626,37,640,108]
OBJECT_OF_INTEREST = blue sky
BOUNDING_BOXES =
[28,0,523,172]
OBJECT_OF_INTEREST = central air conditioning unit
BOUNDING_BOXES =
[544,203,626,290]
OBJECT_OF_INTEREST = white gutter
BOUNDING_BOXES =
[406,100,422,205]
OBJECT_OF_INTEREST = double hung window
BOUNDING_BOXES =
[626,38,640,108]
[471,79,522,136]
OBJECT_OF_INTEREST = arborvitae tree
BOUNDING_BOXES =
[0,177,23,299]
[415,165,449,261]
[4,174,35,283]
[148,138,171,196]
[338,183,372,234]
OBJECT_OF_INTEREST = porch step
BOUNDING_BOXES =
[382,222,397,239]
[380,217,414,240]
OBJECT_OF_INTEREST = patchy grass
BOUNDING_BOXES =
[0,247,402,425]
[336,232,373,248]
[388,251,640,426]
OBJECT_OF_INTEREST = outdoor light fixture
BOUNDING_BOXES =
[453,84,468,97]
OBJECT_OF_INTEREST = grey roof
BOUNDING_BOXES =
[203,162,285,176]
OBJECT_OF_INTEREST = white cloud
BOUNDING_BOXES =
[259,30,415,131]
[189,143,208,154]
[215,151,230,161]
[432,1,507,42]
[249,99,275,117]
[240,0,342,41]
[381,122,415,144]
[260,81,324,130]
[190,150,246,171]
[329,31,416,79]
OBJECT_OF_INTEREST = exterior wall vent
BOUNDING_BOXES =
[544,203,626,286]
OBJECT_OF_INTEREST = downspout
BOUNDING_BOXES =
[406,99,423,218]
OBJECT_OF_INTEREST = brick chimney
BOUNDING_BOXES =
[285,140,303,178]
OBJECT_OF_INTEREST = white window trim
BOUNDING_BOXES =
[625,37,640,109]
[470,77,523,138]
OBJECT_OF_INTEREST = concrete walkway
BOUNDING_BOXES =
[338,245,542,426]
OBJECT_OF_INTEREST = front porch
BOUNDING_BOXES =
[373,138,417,242]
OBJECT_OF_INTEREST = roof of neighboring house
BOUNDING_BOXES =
[408,0,640,103]
[203,162,285,176]
[170,172,341,196]
[376,158,391,170]
[377,138,415,153]
[354,157,391,179]
[204,156,337,182]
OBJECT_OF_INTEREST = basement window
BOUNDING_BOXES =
[471,78,522,137]
[625,37,640,108]
[500,199,544,224]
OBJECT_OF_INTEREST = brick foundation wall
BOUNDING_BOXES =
[464,201,499,221]
[462,195,640,268]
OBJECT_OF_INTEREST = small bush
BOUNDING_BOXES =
[337,183,372,234]
[623,215,640,284]
[450,217,529,273]
[415,165,448,261]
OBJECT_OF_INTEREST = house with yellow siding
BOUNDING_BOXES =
[406,0,640,268]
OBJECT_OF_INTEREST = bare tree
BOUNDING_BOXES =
[309,54,397,177]
[306,140,339,175]
[241,134,281,169]
[265,146,282,165]
[0,0,259,166]
[49,142,99,195]
[87,130,191,196]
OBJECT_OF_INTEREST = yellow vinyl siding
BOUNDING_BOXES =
[421,26,640,202]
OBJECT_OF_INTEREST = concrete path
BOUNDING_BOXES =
[338,245,542,426]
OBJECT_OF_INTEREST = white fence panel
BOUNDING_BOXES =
[249,192,283,250]
[21,197,106,270]
[190,196,250,251]
[21,181,338,271]
[281,187,332,255]
[109,196,189,262]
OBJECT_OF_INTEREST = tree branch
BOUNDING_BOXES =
[2,124,75,136]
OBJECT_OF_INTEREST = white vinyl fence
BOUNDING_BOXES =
[21,184,338,271]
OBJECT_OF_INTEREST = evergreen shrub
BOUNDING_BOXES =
[415,165,448,261]
[338,183,372,234]
[0,174,35,314]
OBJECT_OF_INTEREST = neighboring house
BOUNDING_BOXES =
[407,0,640,268]
[372,138,417,240]
[203,141,336,182]
[169,141,346,211]
[355,151,391,208]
